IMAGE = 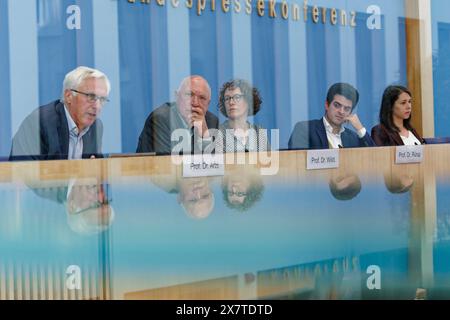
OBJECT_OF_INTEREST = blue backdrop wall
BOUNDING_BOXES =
[0,0,410,154]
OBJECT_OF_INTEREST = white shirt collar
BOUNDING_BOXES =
[323,116,344,135]
[64,104,90,136]
[400,130,421,146]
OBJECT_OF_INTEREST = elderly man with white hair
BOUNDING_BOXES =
[10,66,111,161]
[136,75,219,155]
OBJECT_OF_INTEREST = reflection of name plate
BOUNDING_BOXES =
[306,149,339,170]
[183,154,225,178]
[395,145,424,164]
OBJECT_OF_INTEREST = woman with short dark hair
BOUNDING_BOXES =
[371,85,425,146]
[217,79,269,152]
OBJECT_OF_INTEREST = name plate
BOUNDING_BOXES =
[395,145,424,164]
[182,154,225,178]
[306,149,339,170]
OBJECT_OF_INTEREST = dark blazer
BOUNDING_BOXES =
[10,100,103,161]
[371,124,425,146]
[288,118,375,150]
[136,102,219,155]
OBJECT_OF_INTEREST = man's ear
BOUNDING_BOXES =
[64,89,73,105]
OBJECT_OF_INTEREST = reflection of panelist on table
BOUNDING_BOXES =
[384,170,414,194]
[1,145,448,300]
[328,172,361,201]
[28,179,115,235]
[150,171,215,219]
[66,180,115,235]
[222,166,264,212]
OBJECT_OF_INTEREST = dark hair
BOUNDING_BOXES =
[218,79,262,117]
[222,175,264,212]
[326,83,359,111]
[329,174,361,201]
[379,85,413,133]
[384,173,414,194]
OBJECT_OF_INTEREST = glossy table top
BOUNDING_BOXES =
[0,146,449,299]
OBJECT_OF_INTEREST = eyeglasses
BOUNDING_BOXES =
[332,101,352,113]
[227,190,247,197]
[185,192,212,203]
[182,91,208,103]
[72,198,112,215]
[69,183,112,215]
[224,94,244,104]
[71,89,110,105]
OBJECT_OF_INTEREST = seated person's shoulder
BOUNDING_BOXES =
[19,100,60,128]
[142,103,173,129]
[293,119,319,131]
[371,123,382,133]
[151,102,173,118]
[289,119,320,149]
[371,123,388,139]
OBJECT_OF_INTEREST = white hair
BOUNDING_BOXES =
[60,66,111,103]
[177,75,211,98]
[178,192,215,220]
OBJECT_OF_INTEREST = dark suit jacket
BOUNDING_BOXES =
[288,119,375,150]
[371,124,425,146]
[10,100,103,161]
[136,102,219,155]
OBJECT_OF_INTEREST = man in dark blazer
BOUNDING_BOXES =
[288,83,374,150]
[136,75,219,155]
[10,66,110,161]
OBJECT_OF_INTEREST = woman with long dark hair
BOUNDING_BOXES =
[371,85,425,146]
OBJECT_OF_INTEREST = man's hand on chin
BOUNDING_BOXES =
[345,114,364,132]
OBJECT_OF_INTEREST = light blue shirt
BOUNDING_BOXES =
[64,105,90,159]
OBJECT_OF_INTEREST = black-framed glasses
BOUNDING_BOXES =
[332,101,352,113]
[182,91,208,103]
[69,183,112,215]
[224,94,244,104]
[73,198,112,215]
[71,89,110,105]
[227,190,247,197]
[185,192,212,203]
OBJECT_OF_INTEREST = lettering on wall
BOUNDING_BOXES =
[66,5,81,30]
[366,5,382,30]
[127,0,384,30]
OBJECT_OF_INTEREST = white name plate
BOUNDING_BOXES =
[182,154,225,178]
[395,145,424,164]
[306,149,339,170]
